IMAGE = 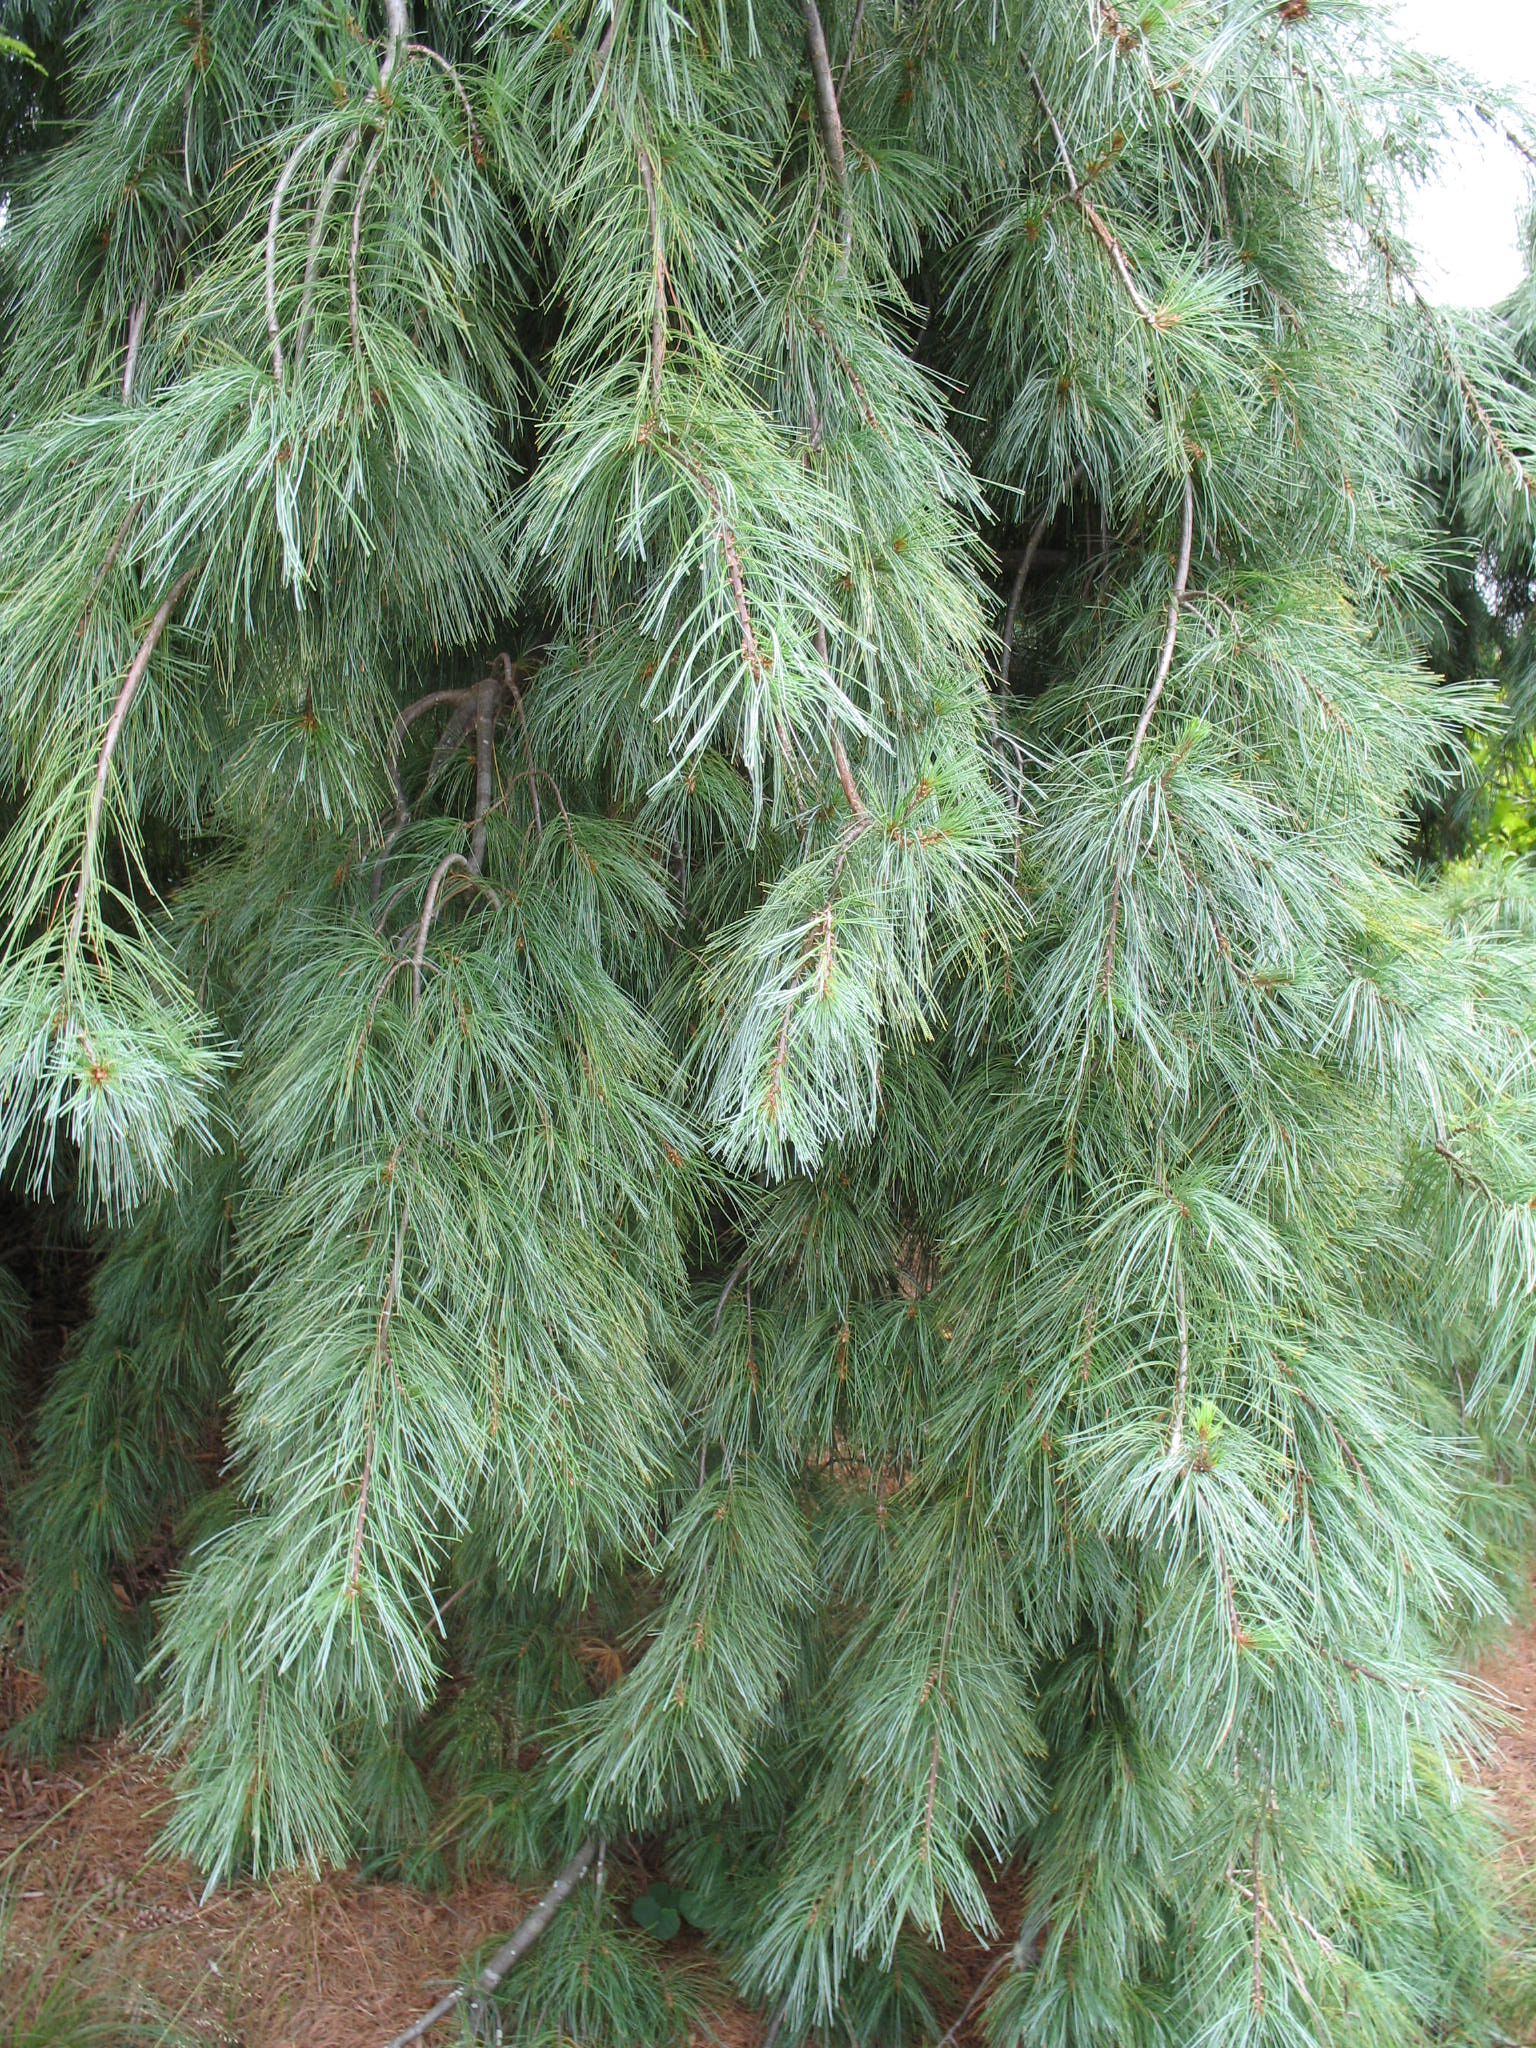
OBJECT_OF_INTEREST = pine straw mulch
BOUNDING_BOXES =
[0,1735,562,2048]
[11,1613,1536,2048]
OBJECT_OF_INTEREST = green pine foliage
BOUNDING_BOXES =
[3,3,1536,2043]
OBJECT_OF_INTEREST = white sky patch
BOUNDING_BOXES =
[1394,0,1535,305]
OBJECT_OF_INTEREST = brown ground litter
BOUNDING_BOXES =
[2,1617,1533,2047]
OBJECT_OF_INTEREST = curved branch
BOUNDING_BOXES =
[835,0,867,99]
[266,126,330,384]
[1025,61,1157,324]
[411,852,469,1004]
[498,655,543,839]
[68,564,199,957]
[405,42,480,155]
[468,673,500,874]
[1167,1262,1191,1461]
[1123,467,1194,781]
[349,130,388,359]
[296,131,361,362]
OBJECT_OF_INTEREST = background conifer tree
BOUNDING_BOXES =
[4,3,1536,2042]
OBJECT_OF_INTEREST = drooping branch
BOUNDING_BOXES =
[836,0,867,99]
[411,852,469,1004]
[77,501,141,635]
[378,0,411,91]
[1025,60,1157,324]
[406,42,481,156]
[498,653,543,839]
[468,672,499,874]
[266,126,331,384]
[121,298,147,405]
[1124,467,1194,781]
[349,130,388,359]
[349,1196,408,1601]
[68,564,199,958]
[295,132,361,362]
[1000,465,1083,682]
[381,1837,598,2048]
[800,0,852,255]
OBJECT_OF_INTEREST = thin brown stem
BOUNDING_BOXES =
[78,501,141,636]
[349,1197,409,1599]
[499,655,543,838]
[378,0,411,91]
[801,0,851,255]
[381,1838,597,2048]
[1124,467,1194,781]
[405,43,479,154]
[1001,466,1083,681]
[934,1950,1011,2048]
[68,564,198,958]
[411,852,469,1004]
[1025,60,1157,323]
[829,723,869,823]
[122,299,147,404]
[920,1555,964,1869]
[835,0,867,99]
[468,673,499,874]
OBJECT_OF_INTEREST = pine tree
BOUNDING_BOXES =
[4,3,1536,2043]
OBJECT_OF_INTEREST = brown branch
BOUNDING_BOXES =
[1124,467,1194,781]
[349,1198,409,1600]
[1434,1137,1501,1208]
[637,145,667,406]
[378,0,411,92]
[934,1950,1011,2048]
[801,0,852,255]
[77,501,141,636]
[405,42,480,155]
[386,688,474,828]
[1098,873,1121,1000]
[1001,466,1083,680]
[122,299,147,405]
[468,672,499,875]
[836,0,867,100]
[1025,61,1157,324]
[829,722,869,822]
[1250,1822,1265,2014]
[382,1838,598,2048]
[68,564,198,958]
[1371,229,1527,491]
[498,654,542,838]
[411,851,469,1004]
